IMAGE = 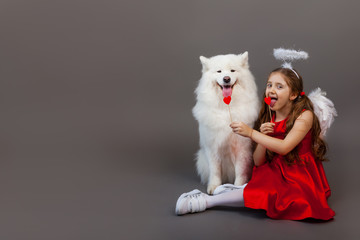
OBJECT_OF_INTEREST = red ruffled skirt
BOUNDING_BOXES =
[243,153,335,220]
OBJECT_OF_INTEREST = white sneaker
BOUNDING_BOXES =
[213,183,248,195]
[175,189,207,215]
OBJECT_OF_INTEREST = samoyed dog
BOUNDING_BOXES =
[192,52,259,194]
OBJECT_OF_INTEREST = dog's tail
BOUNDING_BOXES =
[308,88,337,138]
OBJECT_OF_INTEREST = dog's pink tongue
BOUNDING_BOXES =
[222,87,232,97]
[270,99,277,107]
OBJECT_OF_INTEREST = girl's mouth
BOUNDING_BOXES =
[270,97,277,107]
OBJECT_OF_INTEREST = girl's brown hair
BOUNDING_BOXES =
[253,68,327,164]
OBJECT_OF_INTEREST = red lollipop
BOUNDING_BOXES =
[223,96,231,105]
[264,97,273,122]
[264,97,271,105]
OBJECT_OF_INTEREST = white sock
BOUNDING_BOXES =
[204,188,244,208]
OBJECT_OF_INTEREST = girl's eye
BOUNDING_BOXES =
[217,70,221,73]
[267,84,272,88]
[231,70,235,72]
[277,85,283,89]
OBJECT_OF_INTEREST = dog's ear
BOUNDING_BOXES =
[199,56,209,71]
[238,51,249,68]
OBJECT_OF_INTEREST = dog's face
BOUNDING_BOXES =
[199,52,249,98]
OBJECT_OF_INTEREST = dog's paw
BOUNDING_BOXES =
[234,177,247,186]
[207,184,220,195]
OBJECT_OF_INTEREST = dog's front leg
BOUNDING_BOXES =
[233,152,252,186]
[207,157,222,195]
[234,163,249,186]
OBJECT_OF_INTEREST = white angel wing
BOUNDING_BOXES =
[308,88,337,138]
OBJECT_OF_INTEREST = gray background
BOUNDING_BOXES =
[0,0,359,239]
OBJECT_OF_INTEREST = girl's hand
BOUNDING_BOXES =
[259,122,275,135]
[230,122,253,138]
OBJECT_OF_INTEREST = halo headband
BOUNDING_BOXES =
[273,48,309,78]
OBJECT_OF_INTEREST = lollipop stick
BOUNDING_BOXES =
[269,106,272,123]
[228,105,233,123]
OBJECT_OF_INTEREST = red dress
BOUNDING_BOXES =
[243,115,335,220]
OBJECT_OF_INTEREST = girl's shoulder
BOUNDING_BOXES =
[295,110,313,125]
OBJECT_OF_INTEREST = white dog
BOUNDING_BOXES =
[192,52,259,194]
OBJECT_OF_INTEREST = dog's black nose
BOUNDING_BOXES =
[223,76,231,83]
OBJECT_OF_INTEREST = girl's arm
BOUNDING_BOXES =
[253,122,275,166]
[253,144,267,166]
[231,110,313,156]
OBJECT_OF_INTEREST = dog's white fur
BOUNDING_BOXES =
[192,52,259,194]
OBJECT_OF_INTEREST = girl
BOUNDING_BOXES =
[175,67,335,220]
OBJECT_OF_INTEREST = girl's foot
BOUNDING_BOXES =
[175,189,207,215]
[213,183,248,195]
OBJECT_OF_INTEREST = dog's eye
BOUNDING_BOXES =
[217,70,221,73]
[231,70,235,72]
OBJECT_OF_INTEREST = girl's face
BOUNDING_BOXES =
[266,72,297,112]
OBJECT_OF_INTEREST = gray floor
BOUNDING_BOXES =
[0,0,359,239]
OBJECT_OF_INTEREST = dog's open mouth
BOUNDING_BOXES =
[217,80,237,97]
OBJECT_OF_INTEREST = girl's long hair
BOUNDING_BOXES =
[253,68,327,164]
